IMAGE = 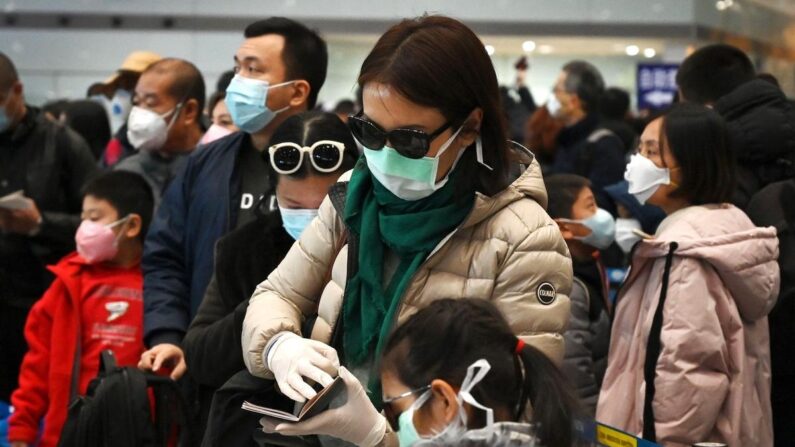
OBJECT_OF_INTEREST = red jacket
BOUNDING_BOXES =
[8,253,144,447]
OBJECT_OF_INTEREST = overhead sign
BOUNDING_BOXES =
[637,63,679,111]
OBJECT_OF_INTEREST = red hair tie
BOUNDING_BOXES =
[514,339,525,355]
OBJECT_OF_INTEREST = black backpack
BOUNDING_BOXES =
[58,350,194,447]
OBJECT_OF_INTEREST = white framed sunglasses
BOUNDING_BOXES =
[268,140,347,175]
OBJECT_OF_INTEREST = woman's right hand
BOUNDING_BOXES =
[267,332,340,402]
[10,441,29,447]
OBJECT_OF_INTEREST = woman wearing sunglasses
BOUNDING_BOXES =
[245,15,572,446]
[181,111,357,439]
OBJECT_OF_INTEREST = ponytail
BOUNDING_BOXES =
[516,343,581,447]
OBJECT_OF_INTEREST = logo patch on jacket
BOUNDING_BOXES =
[537,282,557,305]
[105,301,130,322]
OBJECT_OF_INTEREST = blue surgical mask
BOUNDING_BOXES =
[559,208,616,250]
[397,359,494,447]
[279,206,318,240]
[225,74,293,133]
[363,126,466,202]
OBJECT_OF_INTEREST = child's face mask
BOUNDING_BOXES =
[75,216,130,264]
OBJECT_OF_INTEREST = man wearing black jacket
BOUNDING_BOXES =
[0,52,98,400]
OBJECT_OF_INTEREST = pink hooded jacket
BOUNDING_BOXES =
[597,204,779,447]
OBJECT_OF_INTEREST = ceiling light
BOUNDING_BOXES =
[522,40,536,52]
[625,45,640,56]
[485,44,495,56]
[643,48,657,58]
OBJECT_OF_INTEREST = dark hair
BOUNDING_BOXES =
[63,100,111,160]
[660,103,736,204]
[42,99,70,119]
[676,44,755,104]
[600,87,630,120]
[545,174,591,219]
[382,299,581,447]
[245,17,328,109]
[757,72,781,89]
[144,58,206,114]
[207,91,225,117]
[215,69,235,93]
[357,15,511,196]
[266,111,358,189]
[562,60,605,113]
[83,171,154,240]
[333,99,356,116]
[0,51,19,91]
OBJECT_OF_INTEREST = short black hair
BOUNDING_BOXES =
[83,171,154,240]
[266,111,358,190]
[215,69,235,93]
[600,87,630,120]
[660,103,736,204]
[545,174,591,219]
[562,60,605,113]
[0,52,18,91]
[143,58,207,114]
[676,44,755,104]
[245,17,328,109]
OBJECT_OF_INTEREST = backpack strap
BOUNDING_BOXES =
[642,242,679,442]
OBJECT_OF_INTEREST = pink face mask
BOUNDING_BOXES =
[198,123,235,145]
[75,216,129,264]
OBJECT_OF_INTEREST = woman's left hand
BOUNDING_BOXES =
[260,366,387,447]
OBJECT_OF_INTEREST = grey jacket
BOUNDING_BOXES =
[562,276,610,415]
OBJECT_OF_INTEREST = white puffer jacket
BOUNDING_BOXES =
[242,158,573,377]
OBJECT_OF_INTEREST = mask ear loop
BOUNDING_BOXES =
[475,136,493,171]
[457,359,495,428]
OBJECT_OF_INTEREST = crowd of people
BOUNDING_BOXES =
[0,13,793,447]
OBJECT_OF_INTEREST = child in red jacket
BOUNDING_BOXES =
[8,171,154,447]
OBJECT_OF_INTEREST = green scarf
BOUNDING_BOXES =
[342,158,475,402]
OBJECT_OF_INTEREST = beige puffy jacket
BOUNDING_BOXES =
[242,158,573,378]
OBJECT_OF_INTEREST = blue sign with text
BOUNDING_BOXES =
[637,63,679,111]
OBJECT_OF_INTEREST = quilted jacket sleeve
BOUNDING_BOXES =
[491,202,572,365]
[242,194,344,378]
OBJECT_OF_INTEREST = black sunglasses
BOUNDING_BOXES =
[347,113,451,159]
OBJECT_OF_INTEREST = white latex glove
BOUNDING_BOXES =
[261,366,387,447]
[268,332,340,402]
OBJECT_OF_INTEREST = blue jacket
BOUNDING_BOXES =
[142,131,250,346]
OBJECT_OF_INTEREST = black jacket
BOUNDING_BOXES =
[715,79,795,208]
[182,207,294,430]
[746,179,795,444]
[0,106,98,305]
[551,114,626,215]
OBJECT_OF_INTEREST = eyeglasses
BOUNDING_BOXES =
[382,385,431,432]
[347,113,451,159]
[268,140,346,175]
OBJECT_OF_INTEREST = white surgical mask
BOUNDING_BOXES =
[624,154,672,205]
[615,218,643,254]
[126,104,181,152]
[546,94,562,118]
